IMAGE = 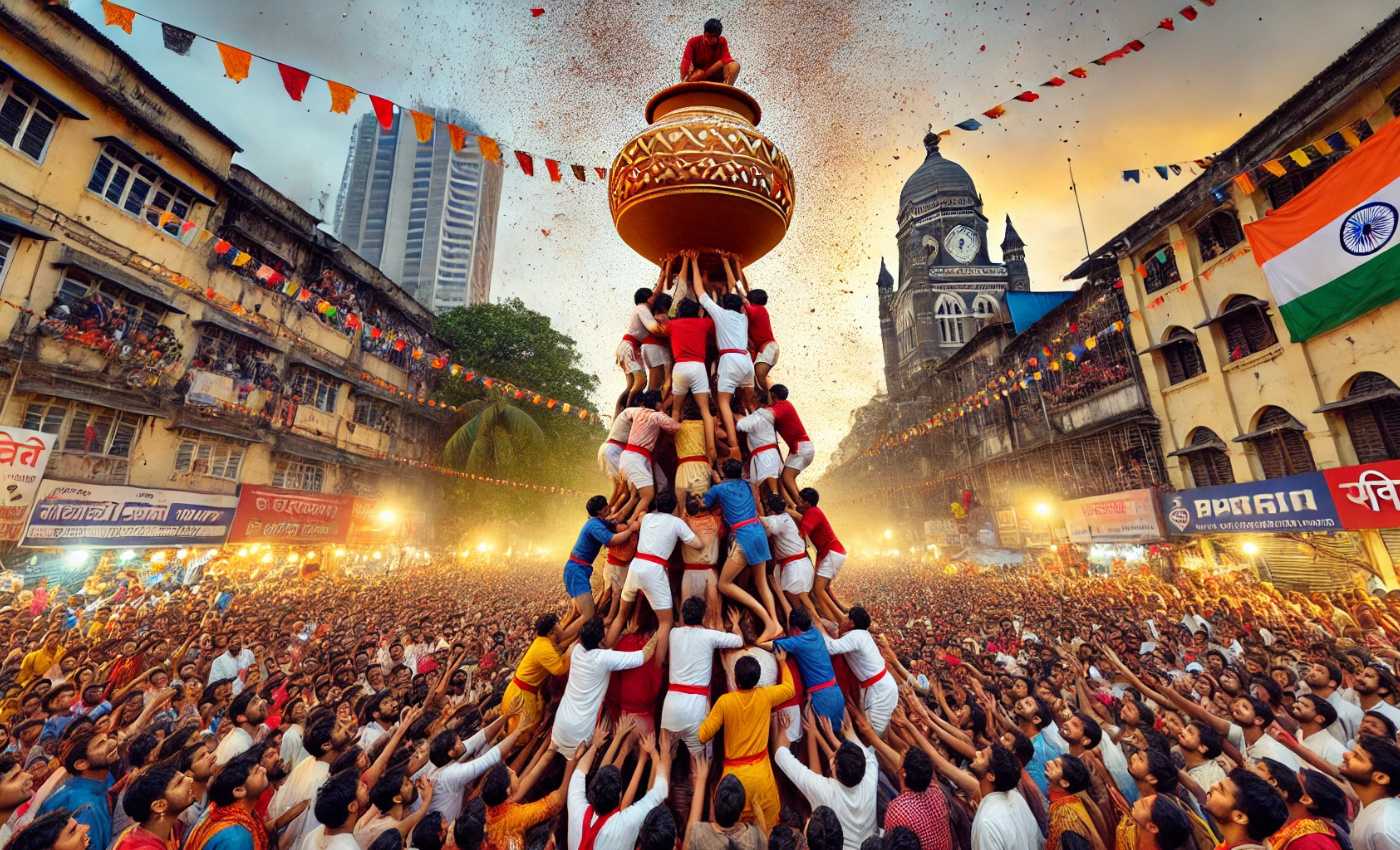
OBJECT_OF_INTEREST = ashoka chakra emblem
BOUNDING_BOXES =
[1339,201,1397,256]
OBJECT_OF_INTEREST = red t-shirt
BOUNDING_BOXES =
[607,631,662,717]
[770,400,809,447]
[681,35,734,77]
[745,304,774,350]
[669,316,714,363]
[798,506,845,559]
[606,533,638,566]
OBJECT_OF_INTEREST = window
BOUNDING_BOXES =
[287,367,338,413]
[1219,295,1279,361]
[86,143,197,236]
[173,432,246,480]
[1141,244,1180,294]
[1248,406,1316,479]
[1160,327,1206,385]
[55,269,166,338]
[0,230,13,285]
[352,396,395,431]
[1183,427,1234,487]
[1339,372,1400,464]
[935,296,965,346]
[22,396,140,458]
[272,459,324,492]
[1263,147,1362,209]
[0,73,60,162]
[970,295,999,330]
[1194,210,1244,262]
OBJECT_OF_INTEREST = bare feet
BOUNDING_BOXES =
[757,621,784,644]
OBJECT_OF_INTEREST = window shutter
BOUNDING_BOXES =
[1345,406,1390,464]
[1281,430,1317,474]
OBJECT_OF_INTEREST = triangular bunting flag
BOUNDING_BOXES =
[160,23,195,55]
[982,104,1006,119]
[1288,148,1311,167]
[277,64,311,101]
[1180,5,1198,21]
[1154,166,1170,180]
[1068,67,1088,78]
[477,135,502,163]
[545,159,562,182]
[514,150,535,175]
[594,167,608,180]
[327,81,357,114]
[410,110,435,143]
[448,124,468,151]
[214,239,232,255]
[1044,75,1067,87]
[1124,39,1146,52]
[572,164,587,182]
[1013,91,1039,103]
[1262,160,1287,177]
[1169,164,1182,175]
[369,95,395,131]
[1122,170,1140,183]
[1158,17,1175,30]
[180,220,197,236]
[216,43,252,83]
[101,1,135,34]
[157,210,176,228]
[232,252,252,268]
[954,118,982,131]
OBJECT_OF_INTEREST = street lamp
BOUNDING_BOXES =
[1032,501,1053,519]
[1241,540,1260,556]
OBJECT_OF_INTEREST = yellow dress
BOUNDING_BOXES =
[675,420,711,495]
[1048,790,1098,850]
[698,663,793,828]
[502,637,567,732]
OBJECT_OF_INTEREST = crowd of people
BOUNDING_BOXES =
[39,292,184,373]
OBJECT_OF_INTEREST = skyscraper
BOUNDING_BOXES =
[334,107,502,312]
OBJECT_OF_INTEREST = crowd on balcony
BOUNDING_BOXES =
[185,338,283,405]
[1041,358,1132,408]
[38,294,183,371]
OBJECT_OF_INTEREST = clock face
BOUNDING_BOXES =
[945,225,980,264]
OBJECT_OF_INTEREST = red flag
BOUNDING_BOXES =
[214,239,232,255]
[545,159,562,182]
[530,7,544,15]
[1180,5,1198,20]
[277,64,311,101]
[982,104,1006,119]
[1157,17,1175,30]
[1012,91,1039,103]
[1123,39,1145,52]
[448,124,468,151]
[1068,67,1088,78]
[514,150,535,176]
[1043,76,1066,87]
[571,164,587,182]
[369,95,395,131]
[594,167,608,180]
[1199,0,1214,6]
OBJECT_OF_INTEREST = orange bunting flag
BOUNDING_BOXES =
[545,159,562,182]
[1012,91,1039,103]
[217,43,252,83]
[982,104,1006,120]
[101,1,135,34]
[1261,159,1286,177]
[477,135,502,163]
[1043,76,1067,87]
[447,124,468,151]
[327,80,357,114]
[1068,67,1088,78]
[157,210,176,228]
[231,252,252,268]
[1340,124,1363,149]
[369,95,395,131]
[277,64,311,101]
[514,150,535,175]
[410,110,435,143]
[1234,171,1257,194]
[1313,136,1335,156]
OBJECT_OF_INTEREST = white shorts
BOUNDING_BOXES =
[779,704,801,742]
[716,352,755,394]
[778,556,814,595]
[660,692,711,754]
[863,674,899,735]
[815,550,846,580]
[784,441,815,472]
[605,562,628,591]
[747,446,782,482]
[617,340,643,374]
[680,565,714,602]
[642,343,672,370]
[551,733,581,759]
[755,341,779,368]
[672,361,710,396]
[622,558,673,611]
[619,450,653,489]
[599,442,624,476]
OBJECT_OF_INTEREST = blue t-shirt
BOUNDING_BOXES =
[569,517,614,563]
[1026,730,1065,797]
[40,775,114,850]
[702,479,758,527]
[774,628,837,688]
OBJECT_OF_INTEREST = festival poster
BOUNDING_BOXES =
[1061,488,1164,544]
[0,427,55,541]
[1160,472,1340,535]
[227,485,354,544]
[1323,460,1400,530]
[20,481,237,548]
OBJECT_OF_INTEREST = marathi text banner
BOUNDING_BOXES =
[0,427,54,541]
[227,485,354,544]
[1161,472,1340,534]
[21,481,236,548]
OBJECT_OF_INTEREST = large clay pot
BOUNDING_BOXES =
[609,82,796,266]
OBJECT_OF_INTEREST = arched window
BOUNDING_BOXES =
[1243,406,1315,479]
[1194,210,1244,262]
[935,295,965,346]
[1160,326,1206,385]
[1332,372,1400,464]
[1178,427,1234,487]
[970,295,999,330]
[1217,295,1279,361]
[1141,243,1180,294]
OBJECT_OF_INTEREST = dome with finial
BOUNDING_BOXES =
[877,257,893,289]
[899,131,978,213]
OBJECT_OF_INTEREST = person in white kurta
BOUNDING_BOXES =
[760,502,814,598]
[551,621,650,757]
[971,789,1042,850]
[774,732,878,850]
[660,598,743,753]
[820,609,899,735]
[208,644,255,695]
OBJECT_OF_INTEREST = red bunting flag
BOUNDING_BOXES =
[369,95,395,131]
[530,7,544,15]
[214,239,232,255]
[1199,0,1214,6]
[1068,67,1088,78]
[1012,91,1039,103]
[982,104,1006,119]
[1157,16,1175,30]
[594,167,607,180]
[277,64,311,101]
[370,326,382,339]
[571,164,587,182]
[393,338,406,352]
[101,0,135,34]
[514,150,535,175]
[179,220,197,235]
[1043,75,1066,87]
[448,124,468,151]
[1180,5,1198,20]
[267,271,285,287]
[545,159,562,182]
[1123,39,1145,52]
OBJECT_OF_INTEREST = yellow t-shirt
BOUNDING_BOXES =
[513,637,567,688]
[698,663,793,759]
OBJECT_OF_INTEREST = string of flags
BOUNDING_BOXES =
[1121,155,1216,184]
[936,1,1218,138]
[94,0,609,185]
[134,206,601,423]
[1223,118,1372,199]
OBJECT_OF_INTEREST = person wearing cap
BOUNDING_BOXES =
[680,19,740,84]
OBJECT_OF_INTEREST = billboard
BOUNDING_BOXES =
[1161,472,1340,534]
[1324,460,1400,530]
[227,485,354,544]
[1062,489,1164,544]
[0,427,55,541]
[21,481,237,548]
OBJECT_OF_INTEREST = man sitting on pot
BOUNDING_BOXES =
[681,18,740,85]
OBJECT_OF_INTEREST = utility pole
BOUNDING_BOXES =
[1067,157,1091,261]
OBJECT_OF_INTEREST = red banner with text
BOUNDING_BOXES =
[1323,460,1400,530]
[227,485,354,544]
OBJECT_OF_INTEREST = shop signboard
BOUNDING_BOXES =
[227,485,354,544]
[1062,488,1164,544]
[1323,459,1400,530]
[20,481,237,548]
[1160,472,1340,534]
[0,427,55,541]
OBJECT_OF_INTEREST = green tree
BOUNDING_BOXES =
[433,298,598,407]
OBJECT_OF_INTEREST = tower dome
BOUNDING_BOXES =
[899,131,977,213]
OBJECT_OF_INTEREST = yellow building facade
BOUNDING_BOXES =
[0,3,452,532]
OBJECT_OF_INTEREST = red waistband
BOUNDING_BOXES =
[777,551,808,566]
[724,750,768,768]
[669,683,709,696]
[682,562,713,571]
[606,554,630,566]
[623,334,642,346]
[719,348,749,356]
[731,516,760,531]
[567,554,593,568]
[606,439,626,448]
[807,678,837,694]
[750,443,778,455]
[634,552,669,567]
[777,697,802,710]
[860,667,888,689]
[623,443,653,460]
[511,676,538,694]
[677,455,708,465]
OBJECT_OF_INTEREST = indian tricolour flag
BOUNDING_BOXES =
[1245,116,1400,342]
